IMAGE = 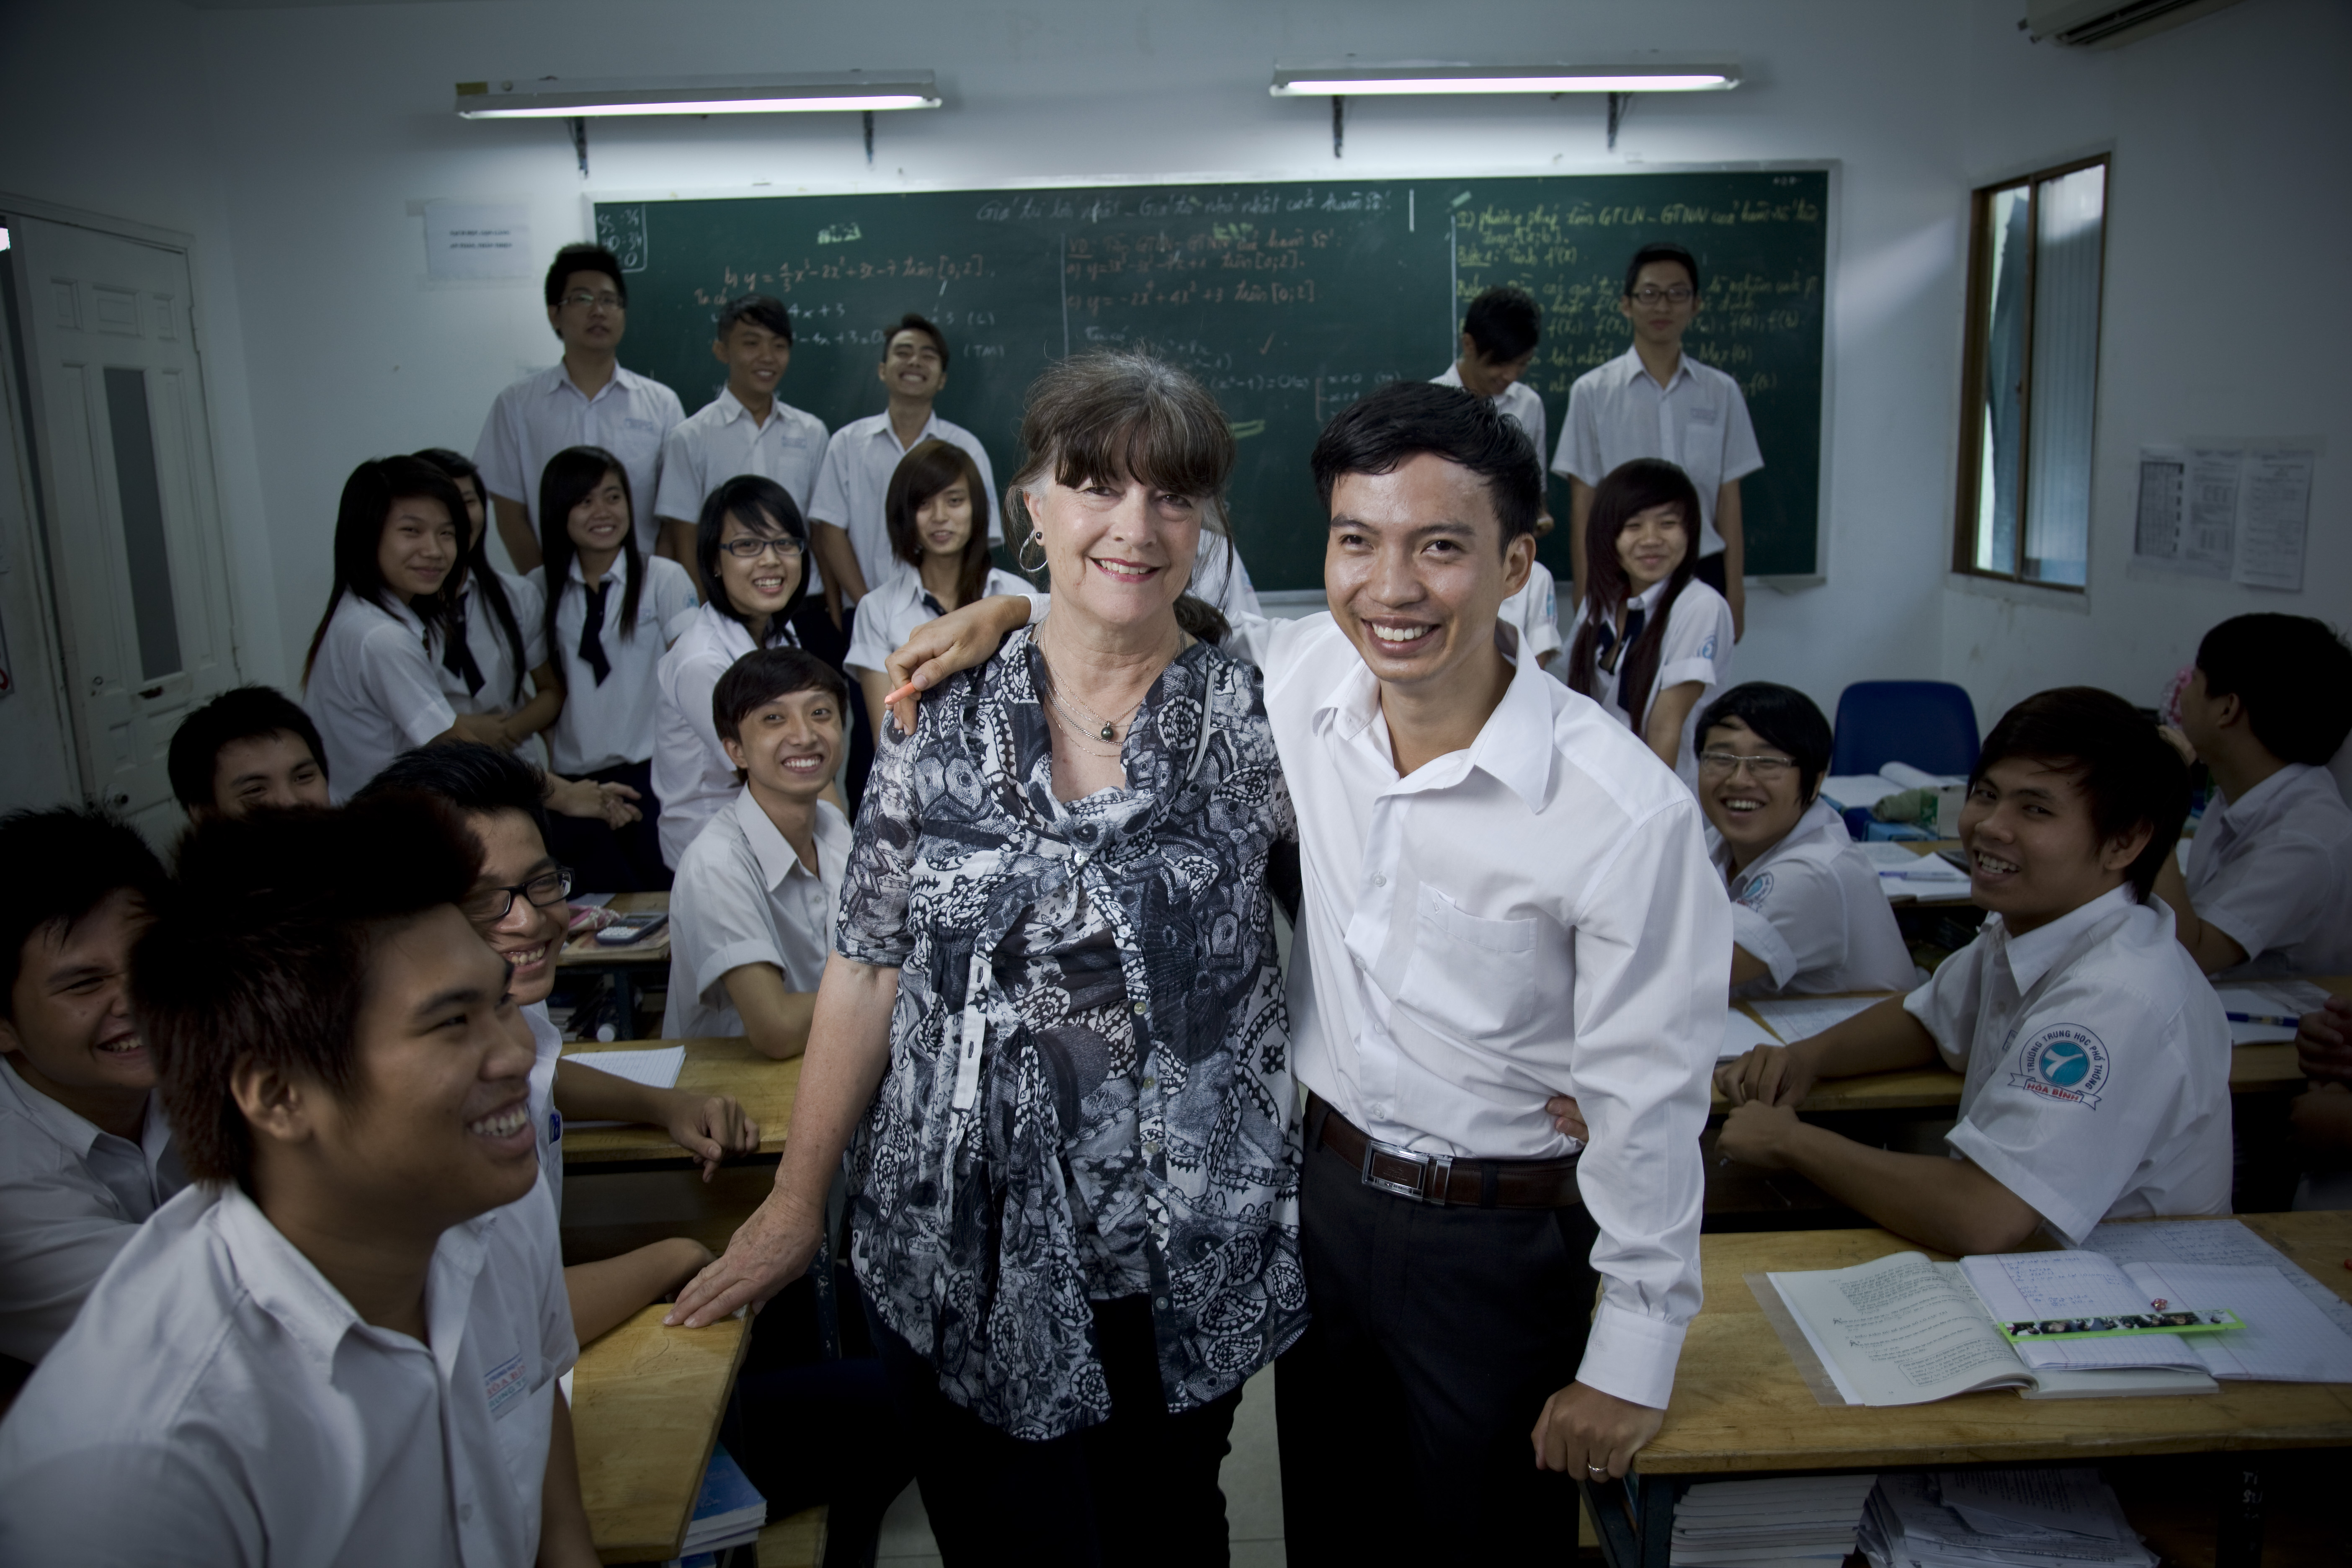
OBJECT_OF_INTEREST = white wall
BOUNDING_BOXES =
[1945,0,2352,728]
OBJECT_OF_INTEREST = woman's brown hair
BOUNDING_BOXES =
[885,438,993,611]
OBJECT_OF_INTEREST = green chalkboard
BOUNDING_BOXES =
[595,170,1827,591]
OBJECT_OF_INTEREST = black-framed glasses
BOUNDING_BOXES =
[1629,285,1696,306]
[720,536,806,561]
[560,291,624,312]
[1696,751,1797,780]
[462,866,575,923]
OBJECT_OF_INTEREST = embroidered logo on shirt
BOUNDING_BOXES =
[548,1109,563,1146]
[1699,635,1718,660]
[483,1352,529,1420]
[2006,1022,2109,1109]
[1734,871,1774,911]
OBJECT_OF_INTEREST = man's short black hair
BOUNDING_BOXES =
[1623,242,1702,298]
[1974,687,2189,904]
[544,243,628,310]
[1697,683,1836,803]
[712,647,848,750]
[135,797,482,1186]
[0,807,168,1022]
[1310,380,1541,548]
[166,686,329,812]
[2195,614,2352,766]
[357,741,551,844]
[1462,285,1542,364]
[716,294,793,346]
[882,312,949,370]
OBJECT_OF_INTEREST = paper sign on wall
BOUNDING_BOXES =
[424,201,533,281]
[2133,441,2314,592]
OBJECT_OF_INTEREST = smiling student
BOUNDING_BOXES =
[1431,286,1562,671]
[0,798,598,1565]
[361,743,759,1341]
[0,809,180,1366]
[805,312,1001,621]
[535,444,699,890]
[1564,458,1734,786]
[1697,683,1915,998]
[1714,688,2231,1256]
[844,439,1030,743]
[168,685,331,820]
[475,242,684,574]
[2152,613,2352,977]
[412,447,559,756]
[653,294,830,592]
[654,475,816,869]
[663,649,851,1056]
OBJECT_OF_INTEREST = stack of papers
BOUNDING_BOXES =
[1859,1470,2155,1568]
[563,1044,686,1127]
[1862,840,1972,898]
[1748,994,1887,1046]
[1823,774,1905,812]
[2215,978,2330,1044]
[1670,1474,1879,1567]
[661,1443,767,1564]
[1720,1006,1786,1060]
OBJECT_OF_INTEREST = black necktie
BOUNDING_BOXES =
[921,591,948,618]
[1595,605,1647,716]
[578,580,613,686]
[441,593,485,697]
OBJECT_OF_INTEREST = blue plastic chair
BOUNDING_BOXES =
[1828,681,1982,780]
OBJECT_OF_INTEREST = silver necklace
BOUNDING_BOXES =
[1034,622,1161,743]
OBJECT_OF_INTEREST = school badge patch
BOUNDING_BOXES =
[2008,1022,2108,1108]
[1734,871,1774,911]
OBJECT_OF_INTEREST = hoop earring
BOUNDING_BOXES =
[1017,529,1048,574]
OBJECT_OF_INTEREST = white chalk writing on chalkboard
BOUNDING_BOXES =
[595,206,649,273]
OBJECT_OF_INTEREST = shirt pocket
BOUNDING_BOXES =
[1395,884,1544,1039]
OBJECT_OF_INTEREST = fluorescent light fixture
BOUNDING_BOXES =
[455,72,939,118]
[1269,62,1738,96]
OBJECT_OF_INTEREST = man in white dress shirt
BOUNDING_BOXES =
[2153,613,2352,977]
[885,380,1724,1559]
[0,809,181,1366]
[1555,242,1762,638]
[653,294,830,591]
[0,797,598,1565]
[1717,689,2231,1253]
[805,312,1001,622]
[475,242,684,573]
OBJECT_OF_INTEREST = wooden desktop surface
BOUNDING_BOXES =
[570,1303,750,1563]
[561,890,673,967]
[562,1038,801,1164]
[1641,1211,2352,1477]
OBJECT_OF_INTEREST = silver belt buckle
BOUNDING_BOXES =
[1360,1137,1453,1206]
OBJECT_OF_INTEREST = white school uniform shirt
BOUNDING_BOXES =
[2183,762,2352,977]
[1555,346,1763,560]
[1434,361,1549,487]
[522,1001,565,1216]
[1187,529,1263,621]
[1903,883,2233,1248]
[664,790,851,1039]
[652,604,801,869]
[0,1178,575,1567]
[1503,565,1562,668]
[1565,577,1733,789]
[1715,798,1917,998]
[306,593,458,804]
[0,1057,187,1364]
[473,362,683,556]
[844,566,1036,675]
[653,388,830,591]
[1057,594,1721,1412]
[442,568,551,769]
[806,410,1001,594]
[537,554,699,776]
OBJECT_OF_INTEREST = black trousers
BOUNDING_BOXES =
[1277,1121,1601,1565]
[867,1292,1241,1568]
[543,756,671,893]
[1692,549,1728,593]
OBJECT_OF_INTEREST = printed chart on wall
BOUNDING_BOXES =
[595,171,1830,593]
[2132,441,2316,591]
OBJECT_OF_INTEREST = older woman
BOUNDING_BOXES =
[669,353,1303,1565]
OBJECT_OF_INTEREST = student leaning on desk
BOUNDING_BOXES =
[1713,688,2233,1256]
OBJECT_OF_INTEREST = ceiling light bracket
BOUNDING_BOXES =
[1332,95,1344,159]
[864,109,875,165]
[568,115,588,177]
[1607,92,1630,151]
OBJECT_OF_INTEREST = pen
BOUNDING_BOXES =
[884,680,920,707]
[2226,1011,2300,1028]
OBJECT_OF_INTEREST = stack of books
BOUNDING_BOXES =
[1669,1473,1881,1568]
[1859,1470,2155,1568]
[660,1443,766,1567]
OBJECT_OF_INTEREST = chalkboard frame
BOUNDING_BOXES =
[576,159,1839,594]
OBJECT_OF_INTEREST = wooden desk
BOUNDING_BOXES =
[1587,1212,2352,1566]
[562,892,672,1039]
[562,1037,801,1166]
[570,1303,750,1564]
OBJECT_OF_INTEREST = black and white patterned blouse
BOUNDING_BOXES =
[836,627,1305,1441]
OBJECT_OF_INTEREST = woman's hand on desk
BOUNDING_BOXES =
[1714,1042,1817,1108]
[660,1090,761,1180]
[664,1190,825,1328]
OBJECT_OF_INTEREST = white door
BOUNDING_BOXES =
[5,212,239,834]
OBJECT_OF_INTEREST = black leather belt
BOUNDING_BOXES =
[1308,1095,1583,1210]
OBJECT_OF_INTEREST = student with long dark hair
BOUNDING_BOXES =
[652,475,811,868]
[534,445,698,890]
[412,448,557,753]
[302,455,495,800]
[1564,457,1733,786]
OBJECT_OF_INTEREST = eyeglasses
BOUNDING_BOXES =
[462,867,574,923]
[560,291,624,312]
[1697,751,1797,780]
[1628,286,1696,306]
[720,536,806,561]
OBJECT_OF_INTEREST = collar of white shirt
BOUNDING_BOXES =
[1630,577,1671,615]
[210,1179,497,1381]
[1995,882,2138,994]
[715,386,777,430]
[730,784,825,892]
[1719,797,1845,880]
[866,409,941,453]
[2216,761,2315,833]
[1310,632,1556,812]
[1612,343,1692,393]
[567,557,627,590]
[0,1053,165,1164]
[542,362,646,405]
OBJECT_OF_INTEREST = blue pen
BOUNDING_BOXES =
[2228,1011,2300,1028]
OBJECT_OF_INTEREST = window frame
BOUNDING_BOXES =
[1951,152,2112,590]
